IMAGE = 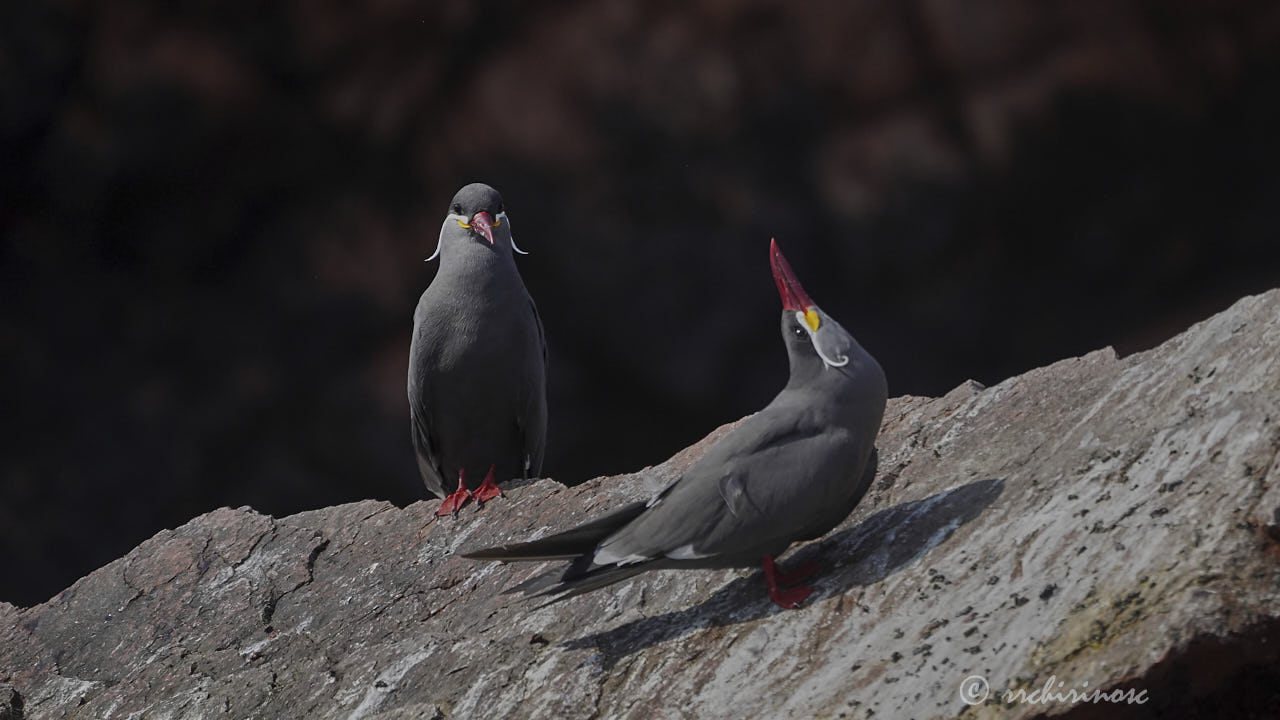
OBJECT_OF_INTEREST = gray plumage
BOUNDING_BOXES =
[408,183,547,509]
[462,240,886,607]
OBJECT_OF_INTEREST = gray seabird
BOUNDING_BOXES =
[462,239,886,609]
[408,183,548,516]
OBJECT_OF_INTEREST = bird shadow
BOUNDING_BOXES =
[561,477,1005,669]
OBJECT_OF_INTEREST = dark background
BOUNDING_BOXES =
[3,0,1279,607]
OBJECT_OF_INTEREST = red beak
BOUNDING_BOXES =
[770,239,814,311]
[470,211,495,245]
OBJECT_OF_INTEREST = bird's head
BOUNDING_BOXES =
[770,238,855,371]
[427,182,530,261]
[448,182,504,246]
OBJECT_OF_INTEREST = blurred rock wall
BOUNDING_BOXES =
[2,0,1279,605]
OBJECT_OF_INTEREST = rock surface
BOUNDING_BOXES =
[3,289,1280,719]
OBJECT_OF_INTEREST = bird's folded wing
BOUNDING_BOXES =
[409,403,445,498]
[519,297,549,478]
[593,414,847,564]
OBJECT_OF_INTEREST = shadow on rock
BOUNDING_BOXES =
[563,477,1005,669]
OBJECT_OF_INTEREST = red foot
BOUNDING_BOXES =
[473,464,503,504]
[762,556,815,609]
[770,585,814,609]
[436,471,473,517]
[774,560,819,587]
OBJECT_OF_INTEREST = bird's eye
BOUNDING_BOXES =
[451,203,462,214]
[792,324,806,337]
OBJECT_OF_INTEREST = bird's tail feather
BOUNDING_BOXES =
[532,560,668,608]
[459,501,648,561]
[460,500,663,604]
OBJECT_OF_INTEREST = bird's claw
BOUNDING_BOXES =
[473,465,503,505]
[762,555,815,609]
[437,471,474,517]
[436,489,473,517]
[769,585,814,609]
[774,560,819,587]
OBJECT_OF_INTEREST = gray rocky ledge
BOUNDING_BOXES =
[3,290,1279,719]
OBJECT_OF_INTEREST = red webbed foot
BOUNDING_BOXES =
[762,556,815,609]
[473,464,503,504]
[769,585,814,609]
[436,471,474,517]
[773,560,819,587]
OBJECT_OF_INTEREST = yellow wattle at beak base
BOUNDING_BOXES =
[803,308,820,332]
[457,219,471,229]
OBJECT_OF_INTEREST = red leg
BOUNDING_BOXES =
[473,464,503,504]
[436,470,473,517]
[762,556,813,609]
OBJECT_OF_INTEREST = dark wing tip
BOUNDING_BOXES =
[458,545,511,560]
[458,545,586,562]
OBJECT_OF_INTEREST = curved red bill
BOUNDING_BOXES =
[469,211,495,245]
[770,238,814,311]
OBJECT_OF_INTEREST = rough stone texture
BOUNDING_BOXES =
[3,288,1279,719]
[0,683,23,720]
